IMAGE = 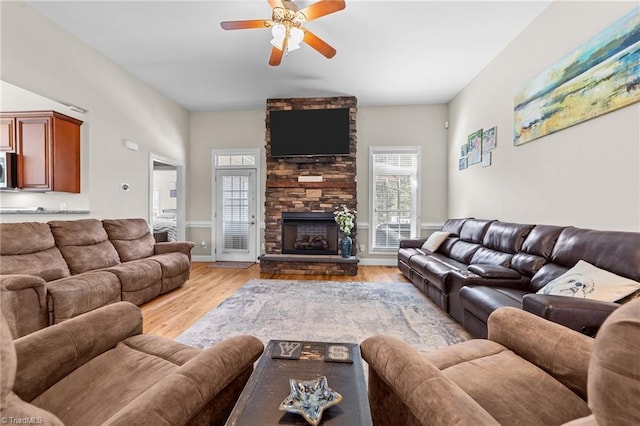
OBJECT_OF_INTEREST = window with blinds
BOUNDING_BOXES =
[370,147,420,251]
[222,175,249,250]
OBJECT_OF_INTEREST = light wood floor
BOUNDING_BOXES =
[140,263,410,339]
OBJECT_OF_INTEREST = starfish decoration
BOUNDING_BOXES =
[279,376,343,425]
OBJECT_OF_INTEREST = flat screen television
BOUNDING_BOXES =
[269,108,350,157]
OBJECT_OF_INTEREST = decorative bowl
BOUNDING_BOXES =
[279,376,343,426]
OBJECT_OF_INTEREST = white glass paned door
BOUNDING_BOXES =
[215,169,257,261]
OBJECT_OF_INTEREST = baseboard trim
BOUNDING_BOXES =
[192,255,214,262]
[358,258,397,266]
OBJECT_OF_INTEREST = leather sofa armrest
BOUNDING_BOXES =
[468,264,521,279]
[522,294,619,336]
[399,238,426,249]
[0,274,48,338]
[361,335,499,425]
[488,307,592,400]
[449,270,529,290]
[13,302,142,402]
[102,335,264,426]
[154,241,196,261]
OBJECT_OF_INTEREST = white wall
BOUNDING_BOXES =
[188,104,449,260]
[448,1,640,231]
[0,1,190,222]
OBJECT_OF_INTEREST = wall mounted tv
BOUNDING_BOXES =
[269,108,350,158]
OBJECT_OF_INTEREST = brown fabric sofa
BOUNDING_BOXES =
[398,218,638,337]
[0,301,264,426]
[0,218,195,338]
[360,297,640,425]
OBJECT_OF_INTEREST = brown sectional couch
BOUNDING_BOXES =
[398,218,639,337]
[0,218,194,338]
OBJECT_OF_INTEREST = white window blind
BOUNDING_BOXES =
[222,175,249,250]
[370,148,420,250]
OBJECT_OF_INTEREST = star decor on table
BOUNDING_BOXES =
[279,375,343,425]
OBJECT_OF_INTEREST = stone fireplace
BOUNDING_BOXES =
[259,96,358,275]
[282,212,338,255]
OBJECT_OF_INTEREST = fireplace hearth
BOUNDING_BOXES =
[282,212,338,255]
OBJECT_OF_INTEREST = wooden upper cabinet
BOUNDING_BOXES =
[11,111,83,193]
[0,117,16,151]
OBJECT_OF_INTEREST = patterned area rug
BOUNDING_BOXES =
[176,279,470,352]
[207,262,255,269]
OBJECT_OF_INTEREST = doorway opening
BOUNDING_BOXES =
[149,154,186,242]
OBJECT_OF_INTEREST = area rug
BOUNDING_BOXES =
[176,279,470,352]
[207,262,255,269]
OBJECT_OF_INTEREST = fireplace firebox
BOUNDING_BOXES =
[281,212,338,255]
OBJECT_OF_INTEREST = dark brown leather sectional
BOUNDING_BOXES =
[398,218,640,338]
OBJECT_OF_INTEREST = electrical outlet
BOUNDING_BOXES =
[359,244,365,252]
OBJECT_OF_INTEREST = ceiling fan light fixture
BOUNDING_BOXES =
[270,23,286,49]
[287,27,304,51]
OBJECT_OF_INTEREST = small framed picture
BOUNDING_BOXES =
[482,152,492,167]
[467,129,483,165]
[482,126,497,152]
[460,144,468,157]
[459,157,468,170]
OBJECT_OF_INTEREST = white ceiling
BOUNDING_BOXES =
[27,0,551,112]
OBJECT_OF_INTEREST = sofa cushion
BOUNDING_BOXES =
[448,241,481,264]
[32,340,181,425]
[469,247,512,267]
[105,260,163,305]
[47,272,121,324]
[459,219,494,244]
[551,227,640,283]
[538,260,640,303]
[102,218,156,262]
[482,222,534,254]
[421,231,449,252]
[460,286,527,322]
[0,223,70,281]
[441,218,468,237]
[398,247,425,265]
[434,236,459,257]
[436,343,590,425]
[521,224,565,259]
[468,264,521,279]
[49,220,121,275]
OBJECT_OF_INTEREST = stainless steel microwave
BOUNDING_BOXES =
[0,152,17,189]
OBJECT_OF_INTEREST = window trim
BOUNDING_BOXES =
[368,146,421,253]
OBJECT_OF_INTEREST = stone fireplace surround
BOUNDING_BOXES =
[259,96,358,275]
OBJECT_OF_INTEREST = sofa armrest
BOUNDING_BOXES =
[102,335,264,426]
[488,307,593,400]
[468,264,521,279]
[399,238,426,249]
[13,301,142,402]
[361,335,499,425]
[0,274,48,338]
[449,270,529,290]
[522,294,619,336]
[154,241,196,261]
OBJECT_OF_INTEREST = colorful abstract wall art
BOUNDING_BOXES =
[514,7,640,145]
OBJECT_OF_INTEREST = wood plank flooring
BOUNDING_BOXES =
[140,262,409,339]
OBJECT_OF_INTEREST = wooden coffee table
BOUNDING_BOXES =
[225,340,372,426]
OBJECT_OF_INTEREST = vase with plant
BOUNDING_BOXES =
[334,205,356,258]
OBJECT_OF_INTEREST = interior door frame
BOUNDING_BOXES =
[148,153,186,241]
[211,148,261,262]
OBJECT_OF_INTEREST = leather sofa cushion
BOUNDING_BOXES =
[49,220,121,275]
[482,222,533,254]
[102,219,156,262]
[448,241,481,264]
[469,247,512,267]
[551,227,640,282]
[435,237,459,257]
[468,264,521,279]
[441,218,469,237]
[511,252,547,278]
[0,223,70,281]
[521,224,564,258]
[398,248,424,265]
[460,286,528,321]
[529,263,570,292]
[459,219,494,243]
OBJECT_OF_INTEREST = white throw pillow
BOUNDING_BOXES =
[537,260,640,302]
[421,231,450,252]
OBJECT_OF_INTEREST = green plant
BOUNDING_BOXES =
[334,205,356,236]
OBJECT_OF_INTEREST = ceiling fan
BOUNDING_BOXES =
[220,0,346,66]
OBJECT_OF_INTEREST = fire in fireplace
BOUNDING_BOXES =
[281,212,338,255]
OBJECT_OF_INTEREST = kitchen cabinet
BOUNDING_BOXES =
[1,111,82,193]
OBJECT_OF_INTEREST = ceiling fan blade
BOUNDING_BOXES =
[269,47,284,66]
[220,20,270,30]
[303,29,337,59]
[267,0,285,9]
[297,0,345,22]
